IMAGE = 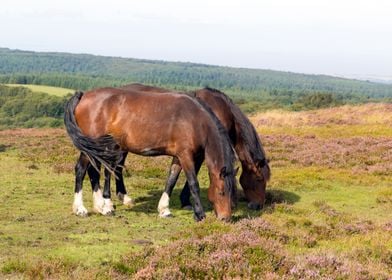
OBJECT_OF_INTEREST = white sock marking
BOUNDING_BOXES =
[158,192,171,217]
[117,193,134,206]
[93,189,105,214]
[73,192,88,216]
[102,198,115,215]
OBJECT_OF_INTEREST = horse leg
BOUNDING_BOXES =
[86,160,105,214]
[97,168,115,215]
[179,154,206,221]
[115,152,134,206]
[73,153,90,216]
[157,157,182,218]
[179,155,204,210]
[86,158,115,216]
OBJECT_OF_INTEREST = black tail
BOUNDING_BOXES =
[64,91,124,174]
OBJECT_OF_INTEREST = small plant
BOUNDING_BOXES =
[1,260,27,274]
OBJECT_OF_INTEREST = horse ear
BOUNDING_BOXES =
[220,166,227,179]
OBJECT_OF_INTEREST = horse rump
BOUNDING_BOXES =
[64,91,124,174]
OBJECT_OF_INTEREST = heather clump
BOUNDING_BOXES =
[384,221,392,231]
[313,200,340,217]
[264,135,392,174]
[350,246,392,269]
[303,201,377,241]
[306,218,376,241]
[342,220,375,235]
[289,253,390,280]
[236,217,292,244]
[116,219,291,279]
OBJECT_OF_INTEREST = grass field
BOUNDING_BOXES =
[3,84,73,96]
[0,103,391,279]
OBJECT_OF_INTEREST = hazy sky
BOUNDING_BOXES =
[1,0,391,77]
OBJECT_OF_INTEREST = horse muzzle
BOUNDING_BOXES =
[247,201,262,210]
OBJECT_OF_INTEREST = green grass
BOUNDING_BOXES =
[0,149,191,265]
[4,84,73,96]
[259,124,392,138]
[268,167,392,223]
[0,103,391,278]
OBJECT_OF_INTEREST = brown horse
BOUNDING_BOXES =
[191,87,270,209]
[64,87,237,221]
[95,83,270,216]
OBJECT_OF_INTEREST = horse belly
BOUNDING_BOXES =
[116,120,176,157]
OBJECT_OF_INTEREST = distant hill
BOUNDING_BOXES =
[0,47,391,107]
[0,84,67,129]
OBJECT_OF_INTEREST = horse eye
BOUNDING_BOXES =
[218,190,225,196]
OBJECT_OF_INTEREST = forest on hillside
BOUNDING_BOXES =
[0,85,67,129]
[1,48,391,102]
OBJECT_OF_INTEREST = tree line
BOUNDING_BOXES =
[1,47,392,100]
[0,85,68,129]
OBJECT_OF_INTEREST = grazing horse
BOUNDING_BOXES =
[64,87,236,221]
[187,87,270,210]
[123,84,270,212]
[94,84,270,217]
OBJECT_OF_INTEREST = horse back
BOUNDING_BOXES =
[74,87,209,156]
[120,83,171,93]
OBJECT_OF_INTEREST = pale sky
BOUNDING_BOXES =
[1,0,391,78]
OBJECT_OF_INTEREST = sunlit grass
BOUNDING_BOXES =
[252,103,392,137]
[4,83,73,96]
[259,124,392,138]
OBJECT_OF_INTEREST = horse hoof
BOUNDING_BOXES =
[123,198,135,207]
[101,208,115,216]
[103,210,115,216]
[93,205,103,214]
[158,208,172,218]
[247,202,261,210]
[159,213,173,218]
[217,216,231,223]
[93,206,115,216]
[193,212,206,222]
[76,211,88,217]
[118,193,135,207]
[74,207,88,217]
[182,205,193,211]
[99,199,115,216]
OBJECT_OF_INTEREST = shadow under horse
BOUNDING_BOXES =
[64,87,237,222]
